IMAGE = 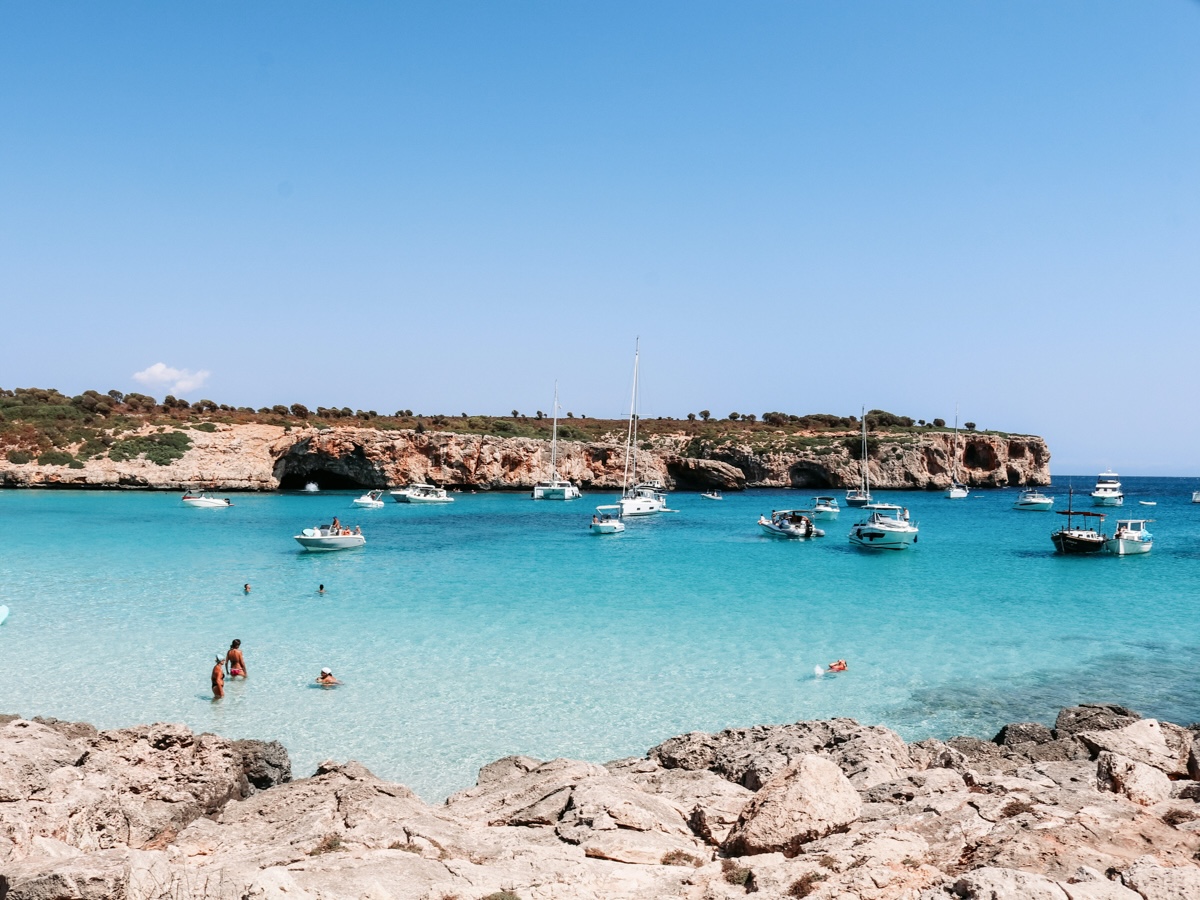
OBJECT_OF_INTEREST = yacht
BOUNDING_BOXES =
[1052,489,1107,554]
[181,492,232,508]
[532,383,582,500]
[294,525,366,552]
[1106,519,1153,556]
[617,341,669,517]
[1192,491,1200,504]
[846,409,871,507]
[390,483,454,504]
[1090,470,1124,507]
[352,490,385,509]
[849,504,918,550]
[589,505,625,534]
[810,496,839,520]
[1012,488,1054,511]
[945,408,969,499]
[759,510,824,539]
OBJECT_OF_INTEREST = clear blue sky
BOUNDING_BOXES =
[1,2,1197,474]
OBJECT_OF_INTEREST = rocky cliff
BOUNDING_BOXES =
[0,424,1050,492]
[2,704,1198,900]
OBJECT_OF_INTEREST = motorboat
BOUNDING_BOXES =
[810,496,839,520]
[391,483,454,504]
[759,509,824,539]
[945,408,969,499]
[1090,470,1123,507]
[181,492,232,508]
[701,490,723,500]
[303,482,320,493]
[1013,488,1054,511]
[294,525,366,552]
[352,490,385,509]
[590,505,625,534]
[1193,491,1200,504]
[1106,519,1153,556]
[616,342,669,517]
[532,383,582,500]
[1051,489,1107,554]
[848,504,918,550]
[846,408,872,507]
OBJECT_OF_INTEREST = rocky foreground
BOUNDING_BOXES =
[4,704,1199,899]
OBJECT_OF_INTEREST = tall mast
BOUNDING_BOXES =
[952,404,959,481]
[622,339,640,492]
[861,406,869,495]
[550,381,559,480]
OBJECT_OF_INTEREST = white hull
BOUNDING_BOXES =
[1193,491,1200,504]
[1106,537,1152,556]
[810,508,838,521]
[619,497,666,516]
[182,495,231,508]
[1014,499,1054,511]
[532,483,582,500]
[849,524,918,549]
[590,520,625,534]
[294,530,366,552]
[759,522,823,539]
[352,499,384,508]
[946,486,969,500]
[1091,493,1124,507]
[392,485,453,504]
[701,492,723,500]
[406,495,453,504]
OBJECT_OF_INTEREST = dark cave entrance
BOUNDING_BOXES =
[273,445,388,491]
[278,468,374,491]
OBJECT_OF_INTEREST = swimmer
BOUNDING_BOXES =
[318,584,325,595]
[243,583,251,594]
[212,655,226,698]
[827,659,847,673]
[316,667,340,685]
[226,639,247,678]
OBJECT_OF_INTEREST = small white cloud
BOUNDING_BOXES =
[132,362,211,395]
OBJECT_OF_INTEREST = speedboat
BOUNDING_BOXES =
[701,490,723,500]
[303,482,320,493]
[391,483,454,504]
[1090,471,1124,507]
[810,496,839,520]
[1106,519,1153,556]
[181,492,232,508]
[1052,489,1107,554]
[1013,488,1054,511]
[294,525,366,552]
[352,490,385,509]
[531,383,582,500]
[1193,491,1200,504]
[590,505,625,534]
[759,510,824,539]
[848,504,918,550]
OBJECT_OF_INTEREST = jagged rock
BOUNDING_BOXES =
[444,757,610,824]
[1055,705,1141,738]
[1096,752,1173,806]
[995,722,1054,746]
[1120,855,1200,899]
[953,866,1069,898]
[723,755,862,857]
[605,757,753,846]
[232,738,292,793]
[1080,720,1191,777]
[666,457,746,490]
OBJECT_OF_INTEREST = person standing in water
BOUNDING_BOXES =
[211,656,226,698]
[226,639,247,678]
[318,584,325,595]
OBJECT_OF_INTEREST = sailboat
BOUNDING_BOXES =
[532,383,582,500]
[845,408,871,508]
[618,340,668,516]
[946,407,969,499]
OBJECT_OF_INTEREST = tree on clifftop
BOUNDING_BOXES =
[699,410,710,421]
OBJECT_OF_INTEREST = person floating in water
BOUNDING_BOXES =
[243,583,251,594]
[212,655,226,698]
[828,659,847,672]
[318,584,325,595]
[316,667,340,685]
[226,639,247,678]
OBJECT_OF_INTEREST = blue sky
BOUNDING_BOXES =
[1,2,1197,474]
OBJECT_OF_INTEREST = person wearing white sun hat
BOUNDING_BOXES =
[316,667,340,685]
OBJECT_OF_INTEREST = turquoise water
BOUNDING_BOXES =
[1,480,1198,800]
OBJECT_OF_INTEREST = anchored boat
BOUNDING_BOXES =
[848,504,918,550]
[617,341,668,517]
[1106,519,1153,556]
[1013,488,1054,511]
[1052,489,1107,554]
[532,382,582,500]
[352,490,385,509]
[810,496,839,520]
[294,525,366,552]
[845,408,872,508]
[1090,471,1124,507]
[589,505,625,534]
[391,483,454,504]
[759,510,824,539]
[181,492,232,508]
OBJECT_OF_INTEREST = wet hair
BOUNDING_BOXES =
[215,655,223,663]
[230,639,241,648]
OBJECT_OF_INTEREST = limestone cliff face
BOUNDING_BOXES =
[0,424,1050,491]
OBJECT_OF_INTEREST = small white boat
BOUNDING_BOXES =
[810,496,839,520]
[304,482,320,493]
[590,505,625,534]
[1090,470,1124,507]
[1192,491,1200,504]
[352,490,385,509]
[1139,501,1156,507]
[294,525,366,552]
[181,492,232,508]
[759,510,824,539]
[849,504,918,550]
[1013,488,1054,511]
[391,483,454,504]
[1106,519,1153,556]
[701,490,723,500]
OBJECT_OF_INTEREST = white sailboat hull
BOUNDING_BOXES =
[946,486,969,500]
[619,496,666,516]
[532,483,582,500]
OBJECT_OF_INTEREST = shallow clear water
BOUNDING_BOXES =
[1,479,1197,800]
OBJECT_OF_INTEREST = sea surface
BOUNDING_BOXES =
[1,478,1198,800]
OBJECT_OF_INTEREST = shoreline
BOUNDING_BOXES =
[3,703,1199,899]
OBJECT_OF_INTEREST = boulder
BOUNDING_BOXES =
[233,738,292,792]
[1055,705,1140,738]
[1120,854,1200,900]
[953,866,1069,899]
[605,757,752,845]
[995,722,1054,746]
[1080,720,1190,777]
[723,754,862,857]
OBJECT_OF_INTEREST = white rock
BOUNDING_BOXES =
[1096,752,1172,806]
[952,866,1069,899]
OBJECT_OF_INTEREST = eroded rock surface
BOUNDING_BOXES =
[3,705,1199,900]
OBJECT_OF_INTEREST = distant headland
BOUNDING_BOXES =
[0,387,1050,491]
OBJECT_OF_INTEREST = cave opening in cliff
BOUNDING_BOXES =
[278,469,374,490]
[787,462,833,489]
